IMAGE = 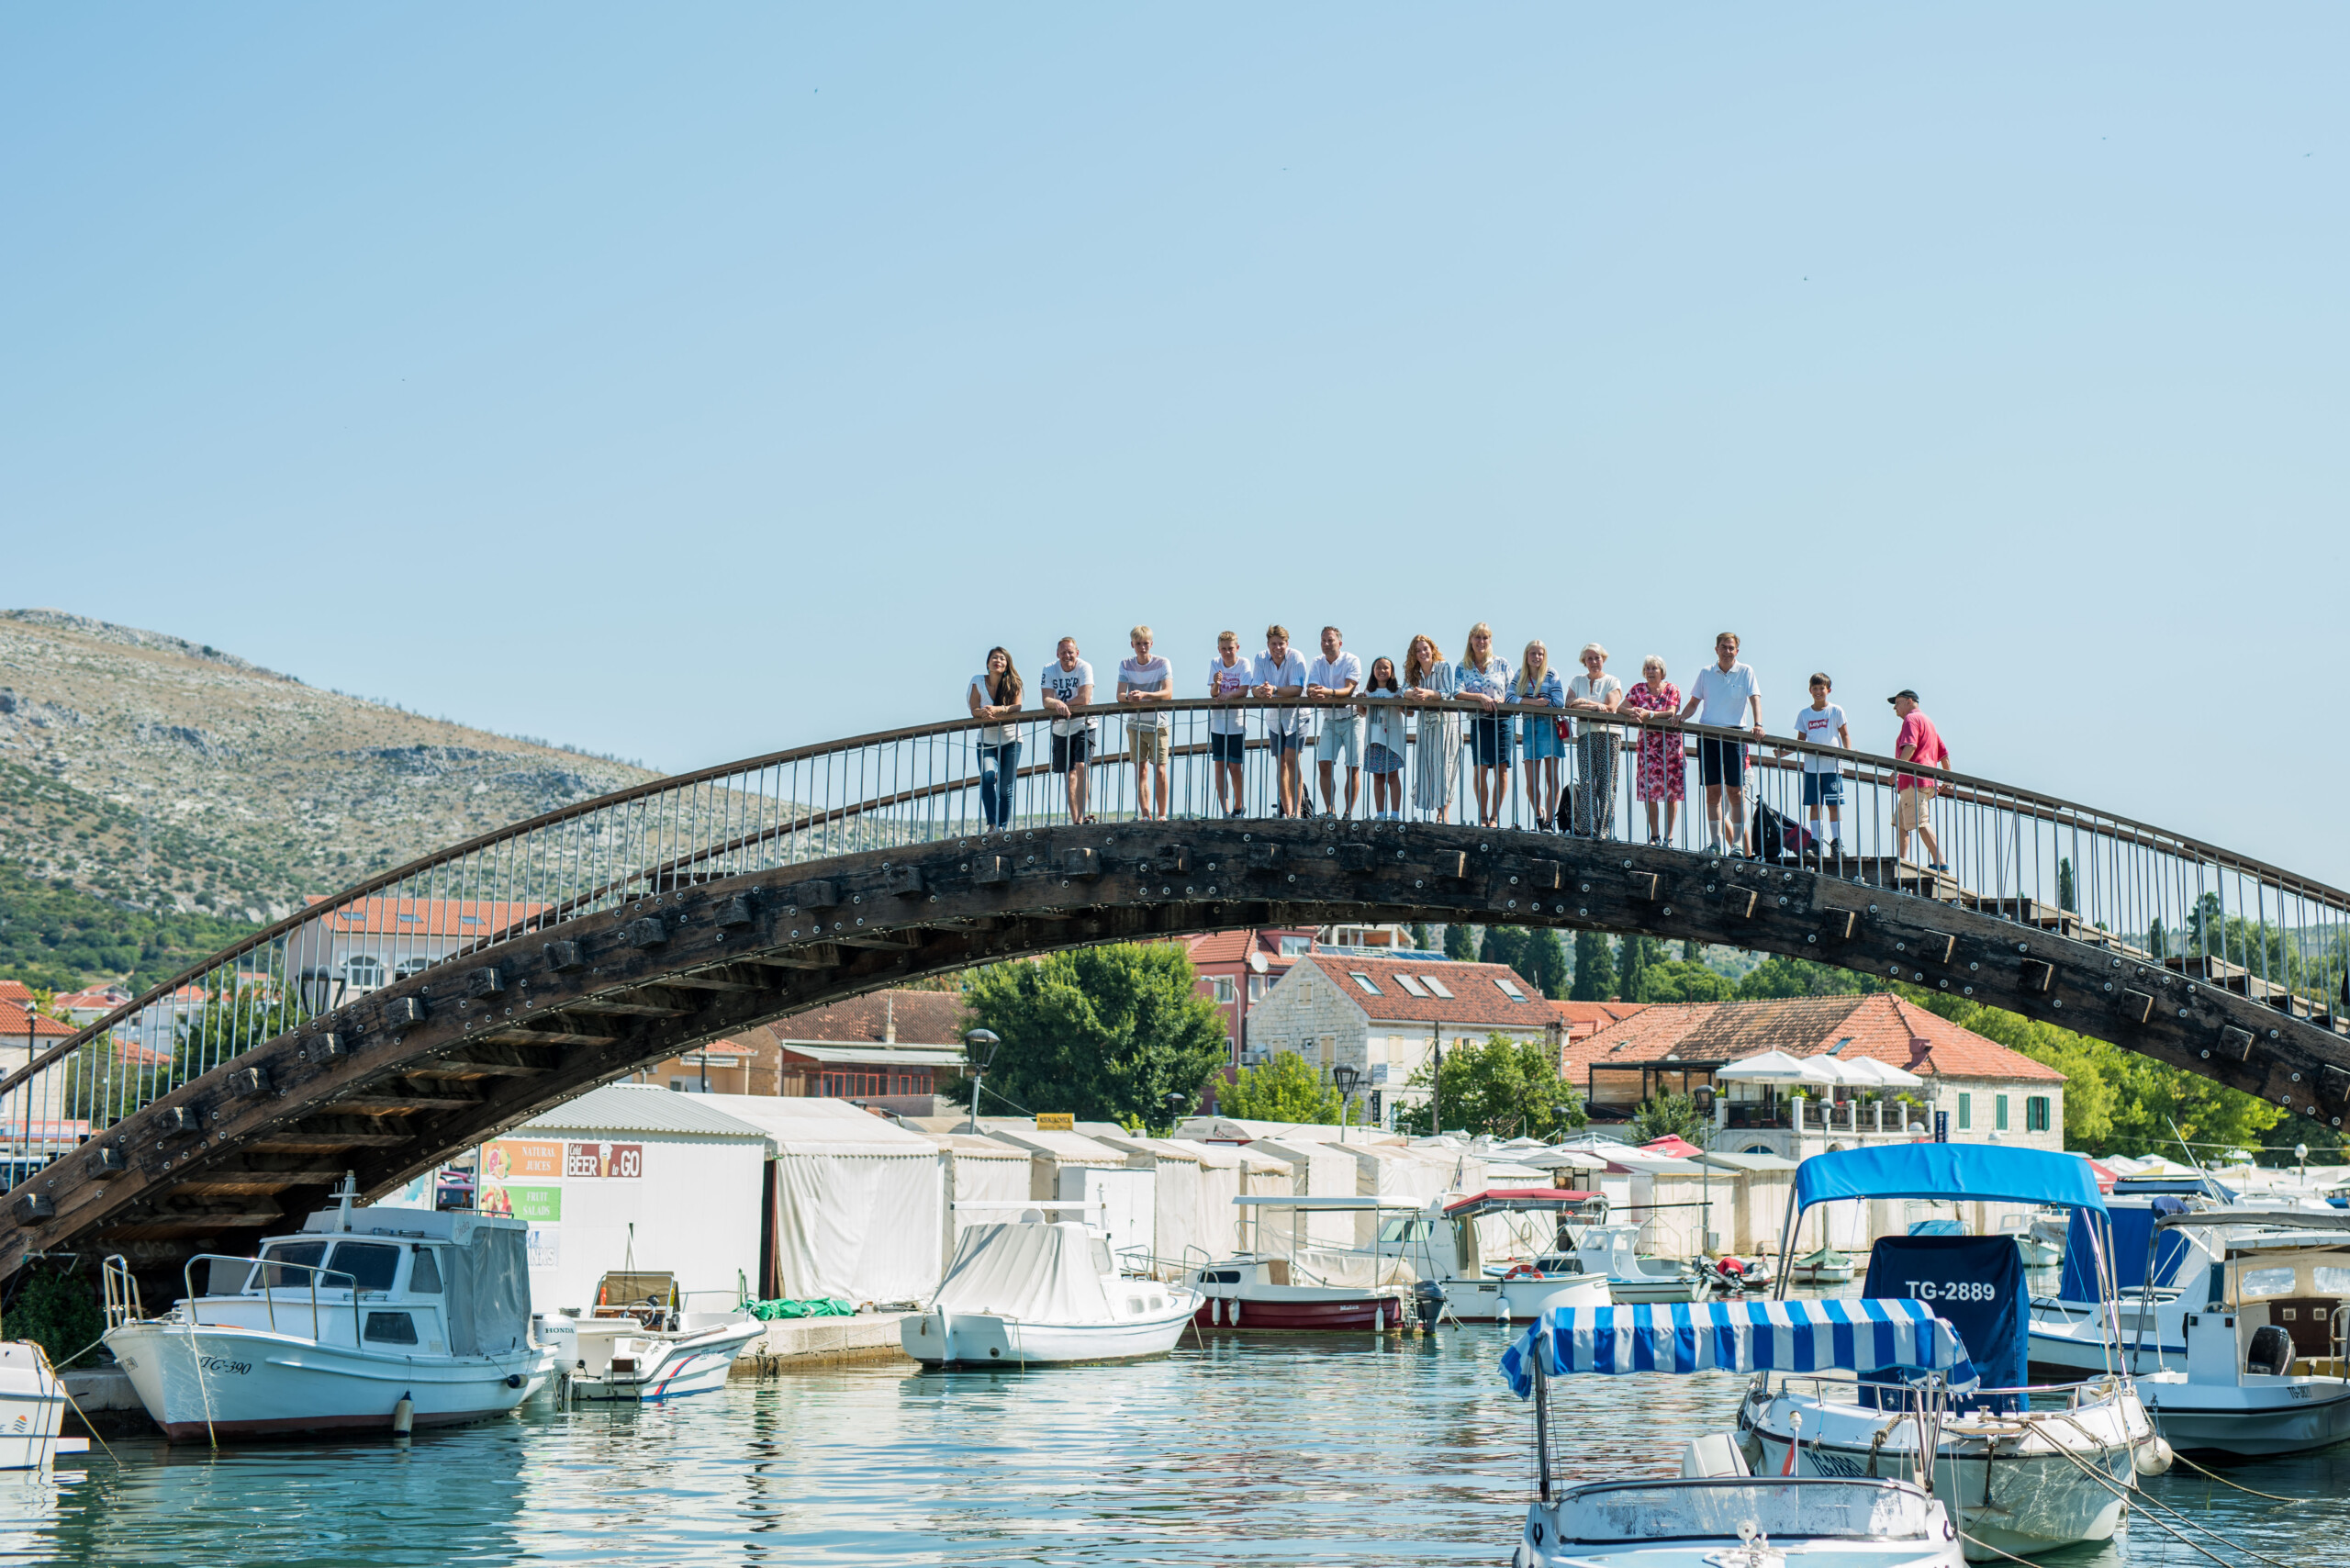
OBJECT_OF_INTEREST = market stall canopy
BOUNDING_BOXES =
[1639,1136,1704,1159]
[1443,1188,1606,1219]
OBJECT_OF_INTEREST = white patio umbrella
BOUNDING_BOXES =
[1716,1049,1842,1087]
[1838,1057,1925,1091]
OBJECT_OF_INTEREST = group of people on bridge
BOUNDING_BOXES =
[966,626,1954,870]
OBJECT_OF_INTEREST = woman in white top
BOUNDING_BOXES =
[1360,656,1407,822]
[967,647,1024,830]
[1565,642,1626,839]
[1401,634,1460,823]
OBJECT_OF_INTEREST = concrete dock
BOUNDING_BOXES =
[733,1310,912,1373]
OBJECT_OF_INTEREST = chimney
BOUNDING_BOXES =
[884,994,896,1045]
[1908,1035,1931,1070]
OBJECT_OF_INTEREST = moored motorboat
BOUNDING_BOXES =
[542,1271,764,1400]
[0,1342,73,1472]
[1184,1196,1417,1332]
[102,1189,551,1441]
[2133,1211,2350,1456]
[902,1217,1198,1365]
[1379,1188,1613,1323]
[1501,1297,1969,1568]
[1787,1247,1859,1285]
[1569,1222,1700,1304]
[1740,1145,2165,1562]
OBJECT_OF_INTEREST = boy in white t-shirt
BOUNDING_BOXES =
[1205,630,1254,817]
[1117,624,1174,821]
[1781,672,1852,856]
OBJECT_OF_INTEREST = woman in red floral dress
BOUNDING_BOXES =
[1625,656,1684,846]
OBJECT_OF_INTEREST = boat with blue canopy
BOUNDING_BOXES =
[1734,1144,2165,1562]
[1502,1299,1966,1568]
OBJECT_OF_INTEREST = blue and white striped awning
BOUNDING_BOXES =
[1500,1299,1978,1397]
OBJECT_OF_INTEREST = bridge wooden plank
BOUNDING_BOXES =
[245,1127,413,1151]
[565,996,691,1017]
[330,1084,484,1114]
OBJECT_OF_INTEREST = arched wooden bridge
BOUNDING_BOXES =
[6,698,2347,1286]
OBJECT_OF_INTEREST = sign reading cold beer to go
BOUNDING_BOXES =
[565,1141,644,1180]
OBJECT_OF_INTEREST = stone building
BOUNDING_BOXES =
[1237,954,1557,1129]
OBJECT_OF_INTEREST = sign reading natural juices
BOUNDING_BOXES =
[483,1139,563,1182]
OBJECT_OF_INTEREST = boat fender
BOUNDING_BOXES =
[392,1395,414,1437]
[2134,1435,2174,1477]
[506,1373,524,1389]
[1231,1299,1240,1327]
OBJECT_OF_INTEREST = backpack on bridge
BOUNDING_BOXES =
[1750,801,1815,863]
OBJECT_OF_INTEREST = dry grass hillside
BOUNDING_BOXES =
[0,610,659,924]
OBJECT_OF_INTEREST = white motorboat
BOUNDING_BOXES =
[1786,1247,1858,1285]
[0,1341,73,1472]
[2135,1213,2350,1456]
[102,1190,552,1441]
[541,1271,764,1401]
[1569,1223,1700,1305]
[904,1217,1199,1366]
[1378,1189,1614,1323]
[1742,1145,2166,1562]
[1502,1298,1968,1568]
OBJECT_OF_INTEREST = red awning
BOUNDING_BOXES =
[2082,1159,2120,1193]
[1442,1188,1606,1218]
[1640,1135,1705,1159]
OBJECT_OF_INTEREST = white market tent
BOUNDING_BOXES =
[1237,1137,1362,1251]
[510,1083,770,1319]
[1080,1126,1227,1277]
[1171,1114,1355,1144]
[916,1132,1033,1271]
[701,1094,943,1307]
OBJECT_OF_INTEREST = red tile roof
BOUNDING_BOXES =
[762,989,968,1048]
[1561,993,2063,1083]
[1182,929,1313,968]
[0,1002,73,1039]
[1290,955,1552,1029]
[0,981,33,1004]
[300,895,551,939]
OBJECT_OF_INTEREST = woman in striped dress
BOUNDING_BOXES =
[1402,634,1460,823]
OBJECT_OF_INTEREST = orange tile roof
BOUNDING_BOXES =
[0,1002,74,1039]
[1561,993,2063,1083]
[762,990,968,1048]
[1292,955,1552,1029]
[300,895,551,939]
[1182,929,1311,968]
[0,981,33,1004]
[1552,1001,1650,1028]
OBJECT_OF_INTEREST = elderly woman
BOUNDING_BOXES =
[1565,643,1626,839]
[1623,655,1684,846]
[1456,623,1513,828]
[1402,634,1460,823]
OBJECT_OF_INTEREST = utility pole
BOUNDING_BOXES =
[1430,1020,1443,1136]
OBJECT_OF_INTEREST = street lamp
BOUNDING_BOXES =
[961,1028,1002,1135]
[1332,1064,1361,1143]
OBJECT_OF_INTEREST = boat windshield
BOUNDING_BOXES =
[252,1240,330,1290]
[1556,1479,1932,1545]
[1376,1215,1433,1245]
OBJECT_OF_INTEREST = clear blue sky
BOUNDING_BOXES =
[6,8,2344,877]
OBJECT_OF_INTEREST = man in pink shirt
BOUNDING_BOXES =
[1888,689,1951,872]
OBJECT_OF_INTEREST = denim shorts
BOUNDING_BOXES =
[1209,730,1246,763]
[1471,716,1515,767]
[1268,730,1307,756]
[1801,771,1845,806]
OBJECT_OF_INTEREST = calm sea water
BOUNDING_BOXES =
[7,1330,2346,1566]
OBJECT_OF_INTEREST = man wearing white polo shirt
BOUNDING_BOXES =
[1305,625,1363,820]
[1252,624,1309,819]
[1678,631,1764,857]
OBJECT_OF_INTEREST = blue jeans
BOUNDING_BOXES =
[979,741,1021,828]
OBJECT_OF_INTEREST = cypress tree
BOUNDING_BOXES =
[1443,923,1477,962]
[1570,930,1617,1002]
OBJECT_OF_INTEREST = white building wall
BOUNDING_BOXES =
[509,1130,767,1319]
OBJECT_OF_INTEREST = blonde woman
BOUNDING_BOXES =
[1456,622,1512,828]
[1566,642,1626,839]
[1624,655,1684,845]
[1514,640,1565,831]
[1402,634,1460,823]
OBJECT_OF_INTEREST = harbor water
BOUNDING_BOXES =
[9,1330,2348,1566]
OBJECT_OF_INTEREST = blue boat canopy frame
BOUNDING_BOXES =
[1790,1145,2107,1215]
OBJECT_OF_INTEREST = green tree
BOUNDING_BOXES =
[1409,924,1432,952]
[2146,917,2167,962]
[959,944,1230,1127]
[1632,960,1732,1005]
[2058,857,2076,914]
[1480,925,1520,968]
[1617,935,1664,1002]
[1734,956,1885,1001]
[1394,1031,1586,1139]
[1217,1049,1342,1124]
[1483,926,1568,999]
[1629,1091,1705,1146]
[4,1263,104,1368]
[1442,923,1477,962]
[1570,931,1617,1002]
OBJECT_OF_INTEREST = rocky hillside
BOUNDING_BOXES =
[0,610,660,929]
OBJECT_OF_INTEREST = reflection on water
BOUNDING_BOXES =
[9,1331,2350,1565]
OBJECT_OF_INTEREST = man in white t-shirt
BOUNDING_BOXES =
[1251,624,1309,818]
[1117,624,1175,821]
[1305,625,1364,819]
[1039,636,1096,822]
[1780,672,1852,857]
[1205,630,1254,818]
[1677,632,1763,857]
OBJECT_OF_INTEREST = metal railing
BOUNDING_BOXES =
[6,693,2350,1167]
[178,1253,362,1345]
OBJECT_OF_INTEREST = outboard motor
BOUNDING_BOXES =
[2247,1324,2295,1377]
[1414,1280,1449,1330]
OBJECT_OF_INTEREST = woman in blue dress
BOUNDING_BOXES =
[1514,640,1565,831]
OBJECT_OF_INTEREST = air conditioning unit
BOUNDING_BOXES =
[1239,1048,1270,1066]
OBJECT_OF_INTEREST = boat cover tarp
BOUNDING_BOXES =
[1860,1235,2021,1410]
[1500,1298,1977,1397]
[1793,1144,2105,1214]
[931,1221,1112,1323]
[1288,1248,1416,1291]
[443,1215,532,1357]
[2060,1198,2191,1303]
[706,1094,944,1305]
